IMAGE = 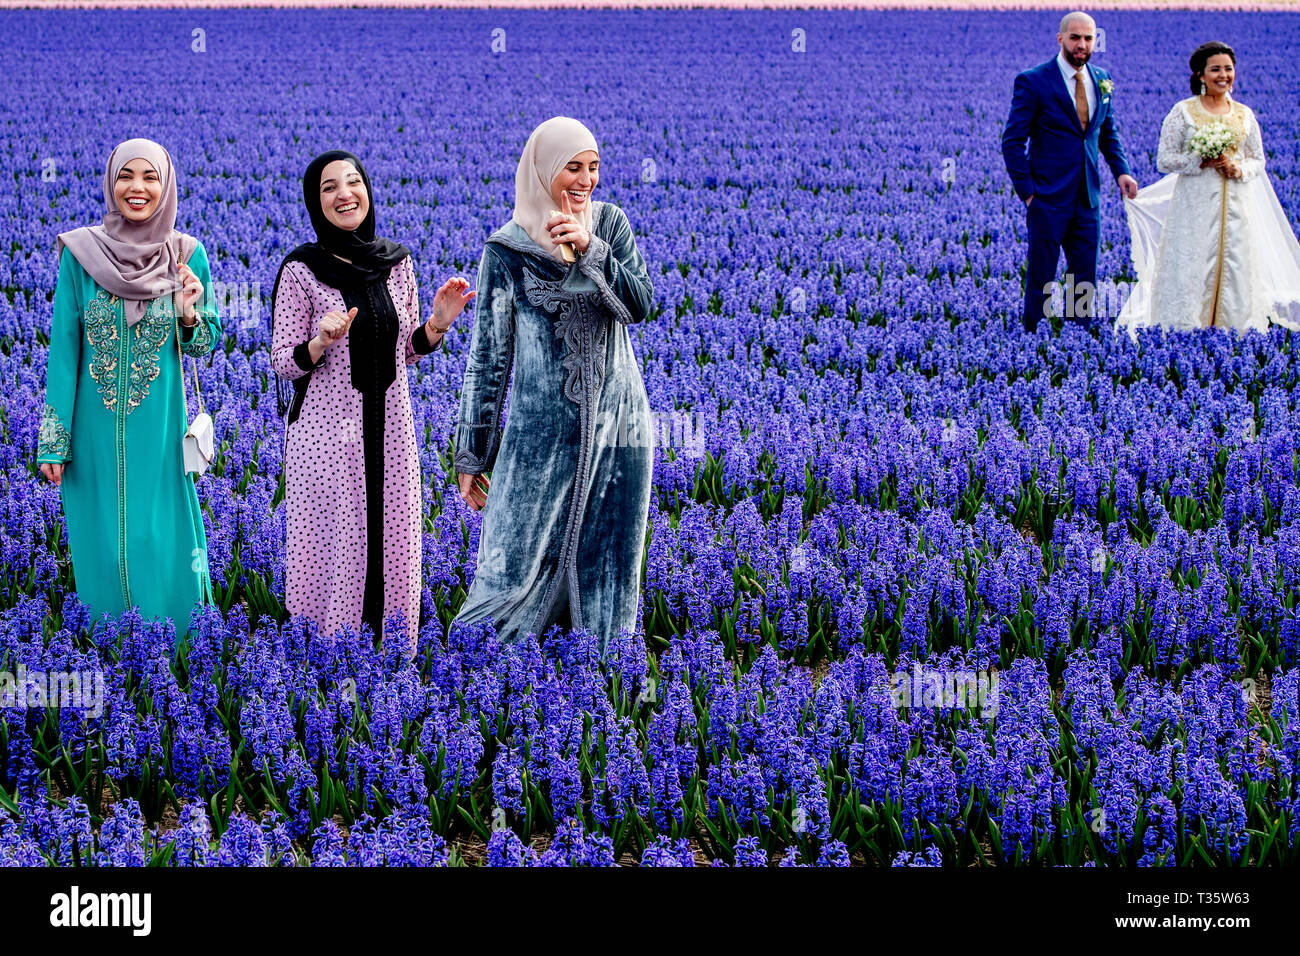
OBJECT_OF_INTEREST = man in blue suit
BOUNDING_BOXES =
[1001,11,1138,332]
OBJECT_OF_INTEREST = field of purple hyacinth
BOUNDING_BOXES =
[1,7,1299,867]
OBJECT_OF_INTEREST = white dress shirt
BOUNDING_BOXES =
[1056,49,1096,124]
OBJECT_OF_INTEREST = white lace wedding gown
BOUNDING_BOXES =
[1115,94,1300,338]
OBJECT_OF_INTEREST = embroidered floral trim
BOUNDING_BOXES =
[522,268,608,408]
[518,264,609,636]
[85,289,121,412]
[125,295,173,414]
[86,290,183,415]
[178,313,215,357]
[37,403,72,461]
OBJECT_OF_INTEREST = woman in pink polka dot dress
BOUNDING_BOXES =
[270,150,475,655]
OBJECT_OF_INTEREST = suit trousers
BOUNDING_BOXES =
[1022,177,1100,332]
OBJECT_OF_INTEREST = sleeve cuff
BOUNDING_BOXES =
[292,341,325,373]
[411,322,440,355]
[37,403,72,462]
[577,233,611,278]
[575,234,634,324]
[178,315,216,356]
[453,421,502,474]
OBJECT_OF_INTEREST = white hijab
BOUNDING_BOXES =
[511,117,599,262]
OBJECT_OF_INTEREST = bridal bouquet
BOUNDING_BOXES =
[1188,120,1238,160]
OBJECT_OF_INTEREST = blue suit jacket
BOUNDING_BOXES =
[1001,58,1132,209]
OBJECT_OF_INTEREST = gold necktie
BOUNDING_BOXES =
[1074,70,1089,130]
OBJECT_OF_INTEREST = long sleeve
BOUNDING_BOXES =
[37,248,81,465]
[1238,108,1265,183]
[1097,77,1133,181]
[1001,71,1036,202]
[1156,105,1204,176]
[453,245,514,475]
[403,255,438,364]
[576,203,654,324]
[178,241,221,357]
[271,260,323,381]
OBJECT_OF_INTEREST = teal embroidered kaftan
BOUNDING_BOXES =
[37,244,222,634]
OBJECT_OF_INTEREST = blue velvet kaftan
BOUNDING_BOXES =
[451,201,655,658]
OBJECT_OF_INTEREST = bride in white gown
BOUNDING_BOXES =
[1116,41,1300,338]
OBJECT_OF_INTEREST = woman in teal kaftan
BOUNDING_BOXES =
[37,139,221,636]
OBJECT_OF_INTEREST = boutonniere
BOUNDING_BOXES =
[1099,78,1114,97]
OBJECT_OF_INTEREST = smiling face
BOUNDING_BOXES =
[319,159,369,231]
[1057,16,1096,68]
[1200,54,1235,95]
[550,150,599,214]
[113,159,162,221]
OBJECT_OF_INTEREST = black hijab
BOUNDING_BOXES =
[291,149,410,286]
[272,150,411,418]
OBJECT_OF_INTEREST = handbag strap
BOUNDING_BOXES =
[172,240,205,418]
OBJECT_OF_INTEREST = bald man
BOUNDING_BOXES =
[1002,12,1139,332]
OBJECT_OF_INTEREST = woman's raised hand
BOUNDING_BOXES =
[318,307,357,348]
[457,471,489,511]
[546,190,590,254]
[429,278,476,336]
[172,261,204,323]
[176,261,204,317]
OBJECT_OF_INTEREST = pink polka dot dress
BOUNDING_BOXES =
[270,254,436,654]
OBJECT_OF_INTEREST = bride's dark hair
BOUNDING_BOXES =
[1189,41,1236,95]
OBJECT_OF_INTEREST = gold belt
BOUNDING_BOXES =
[1208,168,1228,328]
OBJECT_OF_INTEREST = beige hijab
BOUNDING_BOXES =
[56,138,196,326]
[511,117,599,262]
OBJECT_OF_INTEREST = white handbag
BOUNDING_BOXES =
[173,243,214,476]
[182,387,214,475]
